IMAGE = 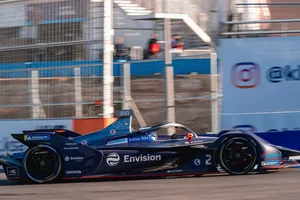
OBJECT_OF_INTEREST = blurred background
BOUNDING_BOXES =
[0,0,298,135]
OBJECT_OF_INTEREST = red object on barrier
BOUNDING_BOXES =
[95,100,102,106]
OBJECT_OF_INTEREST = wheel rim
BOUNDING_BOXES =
[220,138,256,175]
[24,145,61,183]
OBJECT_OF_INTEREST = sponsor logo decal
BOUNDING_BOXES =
[106,152,162,167]
[194,158,201,166]
[66,170,81,175]
[65,142,78,146]
[262,160,280,166]
[24,134,50,141]
[81,140,87,145]
[7,167,19,178]
[231,62,260,89]
[64,146,79,150]
[193,155,212,166]
[106,153,120,167]
[112,122,121,129]
[106,138,128,146]
[167,169,183,173]
[64,156,84,162]
[64,142,79,150]
[116,110,133,117]
[128,135,151,143]
[185,140,204,144]
[110,129,116,135]
[124,154,161,163]
[261,152,281,159]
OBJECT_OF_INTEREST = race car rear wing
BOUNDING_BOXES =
[22,129,81,138]
[9,110,134,147]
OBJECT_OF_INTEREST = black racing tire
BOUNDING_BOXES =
[218,137,257,175]
[23,145,63,183]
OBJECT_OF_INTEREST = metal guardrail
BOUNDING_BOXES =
[222,30,300,36]
[221,1,300,37]
[223,19,300,25]
[236,2,300,6]
[0,40,102,52]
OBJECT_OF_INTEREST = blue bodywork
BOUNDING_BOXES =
[0,110,300,183]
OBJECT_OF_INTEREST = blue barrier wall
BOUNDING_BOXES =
[161,131,300,152]
[255,131,300,152]
[0,58,211,78]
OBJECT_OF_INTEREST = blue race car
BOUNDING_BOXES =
[1,110,300,184]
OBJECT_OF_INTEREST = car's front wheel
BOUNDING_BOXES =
[218,137,257,175]
[23,145,62,183]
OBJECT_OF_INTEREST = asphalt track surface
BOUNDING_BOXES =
[1,169,300,200]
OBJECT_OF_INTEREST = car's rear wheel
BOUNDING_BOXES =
[219,137,257,175]
[23,145,62,183]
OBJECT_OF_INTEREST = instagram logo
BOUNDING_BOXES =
[231,62,260,88]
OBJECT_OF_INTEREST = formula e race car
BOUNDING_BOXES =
[1,110,300,184]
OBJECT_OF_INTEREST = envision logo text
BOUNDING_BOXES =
[124,154,161,163]
[106,152,162,167]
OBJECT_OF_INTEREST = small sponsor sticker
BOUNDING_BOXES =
[66,170,82,175]
[110,129,116,135]
[261,152,281,159]
[65,142,78,146]
[262,160,280,166]
[167,169,183,173]
[194,158,201,166]
[7,167,19,178]
[115,110,133,117]
[185,140,204,144]
[106,152,120,167]
[24,134,50,141]
[64,156,83,162]
[106,138,128,146]
[64,142,79,150]
[128,135,151,143]
[81,140,87,145]
[112,122,121,129]
[64,147,79,150]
